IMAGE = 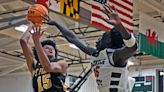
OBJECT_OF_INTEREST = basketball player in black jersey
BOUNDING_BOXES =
[46,5,137,92]
[20,22,68,92]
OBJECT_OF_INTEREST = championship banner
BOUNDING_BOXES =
[139,12,164,58]
[36,0,80,19]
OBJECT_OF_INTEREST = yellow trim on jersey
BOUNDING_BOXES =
[61,81,68,92]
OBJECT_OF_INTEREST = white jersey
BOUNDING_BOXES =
[91,48,129,92]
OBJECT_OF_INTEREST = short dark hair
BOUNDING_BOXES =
[33,39,58,61]
[110,28,124,49]
[97,28,124,50]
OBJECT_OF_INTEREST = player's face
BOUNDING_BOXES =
[96,37,103,51]
[43,45,56,57]
[96,32,112,51]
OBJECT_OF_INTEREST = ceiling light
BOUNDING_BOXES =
[15,24,28,32]
[69,44,79,49]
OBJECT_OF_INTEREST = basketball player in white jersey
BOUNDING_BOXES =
[46,5,137,92]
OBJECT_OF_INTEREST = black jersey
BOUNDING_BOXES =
[32,59,67,92]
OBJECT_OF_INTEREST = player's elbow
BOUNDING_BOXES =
[51,65,67,73]
[61,62,68,73]
[58,62,68,73]
[58,67,67,73]
[48,61,68,73]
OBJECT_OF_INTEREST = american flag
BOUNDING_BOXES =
[91,0,133,32]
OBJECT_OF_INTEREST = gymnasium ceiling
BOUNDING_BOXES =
[0,0,164,76]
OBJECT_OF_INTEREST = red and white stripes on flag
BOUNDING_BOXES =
[91,0,133,32]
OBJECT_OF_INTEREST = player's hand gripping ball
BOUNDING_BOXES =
[27,4,48,26]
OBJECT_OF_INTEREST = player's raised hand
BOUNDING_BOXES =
[30,26,44,41]
[42,15,56,25]
[101,4,121,26]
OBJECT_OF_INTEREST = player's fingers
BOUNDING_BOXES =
[41,30,45,35]
[38,26,41,33]
[105,4,113,13]
[103,5,111,14]
[32,27,36,33]
[111,5,117,14]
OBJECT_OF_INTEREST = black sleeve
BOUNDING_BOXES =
[112,43,137,67]
[47,20,97,56]
[112,23,138,67]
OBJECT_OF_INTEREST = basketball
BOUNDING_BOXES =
[27,4,48,25]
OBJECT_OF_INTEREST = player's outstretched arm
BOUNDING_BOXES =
[20,23,35,73]
[111,13,137,65]
[46,20,97,56]
[102,5,138,66]
[31,26,68,73]
[112,11,137,67]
